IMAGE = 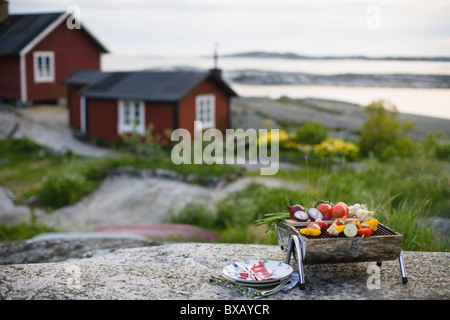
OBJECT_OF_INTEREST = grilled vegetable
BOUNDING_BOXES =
[362,219,378,231]
[315,219,328,228]
[358,225,374,237]
[300,227,321,236]
[307,207,323,221]
[287,205,305,220]
[327,225,345,236]
[293,210,309,222]
[343,223,358,237]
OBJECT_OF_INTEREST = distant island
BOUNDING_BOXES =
[223,51,450,62]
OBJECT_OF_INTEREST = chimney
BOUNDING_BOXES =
[0,0,8,23]
[209,68,222,79]
[209,42,222,78]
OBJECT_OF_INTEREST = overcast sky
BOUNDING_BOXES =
[9,0,450,57]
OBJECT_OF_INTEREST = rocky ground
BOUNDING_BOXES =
[0,243,448,300]
[0,104,109,157]
[231,96,450,141]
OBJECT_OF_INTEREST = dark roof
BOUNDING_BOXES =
[0,12,108,56]
[62,69,112,86]
[75,70,237,102]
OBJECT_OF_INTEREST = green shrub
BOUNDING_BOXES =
[295,121,328,145]
[0,221,55,243]
[358,100,414,159]
[37,175,95,209]
[435,142,450,161]
[170,183,304,244]
[0,138,43,162]
[168,203,217,231]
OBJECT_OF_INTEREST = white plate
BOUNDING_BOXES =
[222,260,293,285]
[222,273,284,288]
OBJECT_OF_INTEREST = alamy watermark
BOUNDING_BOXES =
[366,263,381,289]
[66,5,81,30]
[171,121,280,175]
[366,5,381,30]
[64,263,82,290]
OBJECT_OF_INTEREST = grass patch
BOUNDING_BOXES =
[169,183,298,244]
[171,156,449,251]
[0,138,241,211]
[0,221,55,243]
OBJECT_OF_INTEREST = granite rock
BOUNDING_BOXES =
[0,242,449,300]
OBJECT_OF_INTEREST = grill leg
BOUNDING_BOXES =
[398,250,408,284]
[285,235,306,290]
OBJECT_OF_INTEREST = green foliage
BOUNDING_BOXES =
[295,121,328,145]
[376,200,449,252]
[120,124,168,164]
[0,137,44,162]
[435,142,450,161]
[358,100,414,159]
[37,175,96,209]
[173,155,449,250]
[421,131,450,161]
[0,221,55,243]
[170,183,300,244]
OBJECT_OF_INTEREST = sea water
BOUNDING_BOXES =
[101,54,450,120]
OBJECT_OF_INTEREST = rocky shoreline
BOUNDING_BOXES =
[226,70,450,88]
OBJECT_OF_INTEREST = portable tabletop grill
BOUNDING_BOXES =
[275,219,408,289]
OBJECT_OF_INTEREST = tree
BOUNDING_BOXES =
[359,100,414,159]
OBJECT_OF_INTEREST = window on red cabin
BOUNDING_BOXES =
[118,100,145,135]
[195,94,216,129]
[33,51,55,83]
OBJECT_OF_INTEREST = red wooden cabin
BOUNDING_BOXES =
[63,69,237,143]
[0,1,108,105]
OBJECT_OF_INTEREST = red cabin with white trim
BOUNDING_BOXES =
[0,1,107,105]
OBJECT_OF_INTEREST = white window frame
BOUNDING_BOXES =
[80,96,86,133]
[195,94,216,129]
[118,100,145,135]
[33,51,55,83]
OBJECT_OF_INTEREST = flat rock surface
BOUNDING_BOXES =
[0,242,448,300]
[34,176,304,233]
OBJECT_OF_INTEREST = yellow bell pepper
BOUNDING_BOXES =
[326,225,345,236]
[363,219,378,231]
[300,228,321,236]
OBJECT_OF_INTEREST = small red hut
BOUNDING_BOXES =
[0,1,108,105]
[63,69,237,143]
